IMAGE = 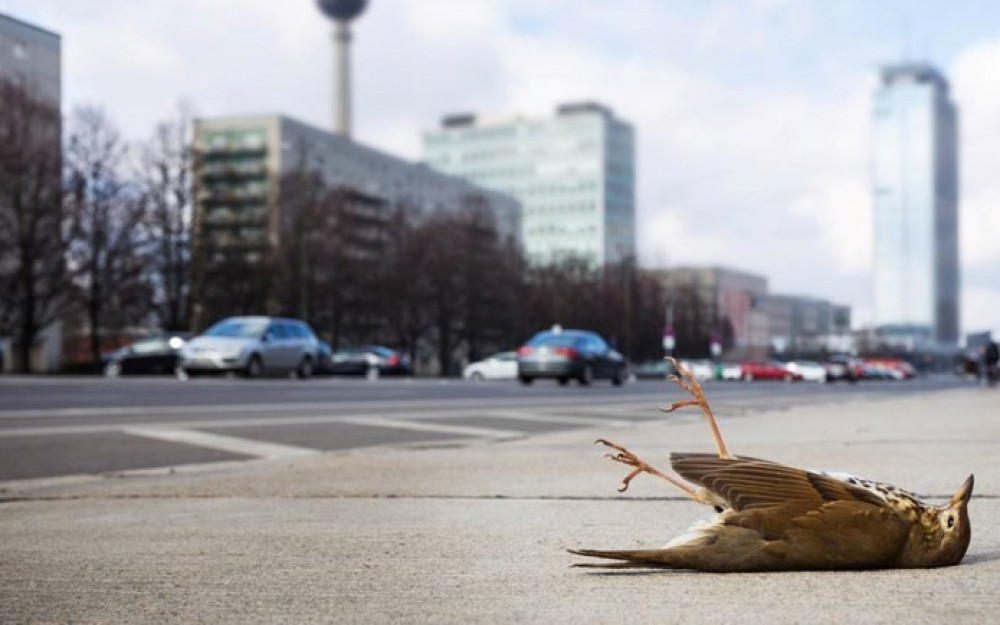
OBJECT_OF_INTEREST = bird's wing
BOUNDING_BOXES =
[667,452,912,568]
[670,452,888,512]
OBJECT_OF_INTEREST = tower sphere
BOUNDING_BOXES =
[317,0,368,22]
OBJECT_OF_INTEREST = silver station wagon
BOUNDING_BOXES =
[178,316,320,379]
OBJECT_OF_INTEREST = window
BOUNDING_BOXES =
[12,41,27,59]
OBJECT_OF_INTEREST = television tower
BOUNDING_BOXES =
[316,0,368,138]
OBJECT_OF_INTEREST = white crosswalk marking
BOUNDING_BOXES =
[124,427,319,460]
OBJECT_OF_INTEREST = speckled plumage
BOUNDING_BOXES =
[569,359,974,572]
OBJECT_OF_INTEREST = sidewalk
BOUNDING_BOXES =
[2,388,999,623]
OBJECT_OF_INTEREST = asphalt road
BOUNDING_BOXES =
[0,373,972,482]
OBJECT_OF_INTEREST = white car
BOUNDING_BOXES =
[719,363,743,381]
[785,360,828,383]
[463,351,518,381]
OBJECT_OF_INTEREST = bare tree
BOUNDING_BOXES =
[137,103,194,331]
[65,106,150,363]
[0,79,68,372]
[381,202,432,364]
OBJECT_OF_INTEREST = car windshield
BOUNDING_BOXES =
[203,319,268,338]
[527,332,581,348]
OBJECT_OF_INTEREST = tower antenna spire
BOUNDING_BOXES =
[316,0,369,138]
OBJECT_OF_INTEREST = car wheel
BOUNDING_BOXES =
[557,377,569,386]
[519,375,533,385]
[743,372,754,382]
[470,372,485,382]
[578,364,593,386]
[245,355,262,379]
[297,356,314,380]
[611,367,624,386]
[103,361,121,378]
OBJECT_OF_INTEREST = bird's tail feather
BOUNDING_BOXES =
[568,547,685,569]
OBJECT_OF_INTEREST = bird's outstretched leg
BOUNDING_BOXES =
[592,358,730,504]
[595,438,702,502]
[661,357,730,459]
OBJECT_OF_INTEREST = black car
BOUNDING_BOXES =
[516,328,625,386]
[323,345,411,376]
[102,334,191,377]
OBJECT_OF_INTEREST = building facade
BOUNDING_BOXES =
[191,114,521,327]
[422,102,635,266]
[764,294,852,357]
[0,13,60,103]
[654,266,770,360]
[871,63,960,346]
[0,13,62,372]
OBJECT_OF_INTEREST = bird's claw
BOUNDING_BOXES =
[595,439,654,492]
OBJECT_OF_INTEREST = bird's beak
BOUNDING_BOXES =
[950,474,974,506]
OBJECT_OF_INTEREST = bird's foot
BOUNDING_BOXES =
[595,438,698,499]
[661,357,731,459]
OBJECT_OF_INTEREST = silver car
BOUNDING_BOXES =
[178,316,319,379]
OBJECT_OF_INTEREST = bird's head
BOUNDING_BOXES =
[927,474,974,567]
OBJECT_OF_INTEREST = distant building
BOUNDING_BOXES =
[190,114,521,327]
[0,12,62,372]
[871,63,960,347]
[0,12,60,103]
[764,294,852,357]
[422,102,635,266]
[654,266,770,360]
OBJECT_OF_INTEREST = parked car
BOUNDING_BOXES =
[826,355,862,382]
[857,363,897,380]
[178,316,319,378]
[784,360,828,383]
[516,327,625,386]
[739,361,802,382]
[864,358,916,380]
[718,362,743,381]
[102,334,191,377]
[325,345,411,376]
[679,359,715,382]
[632,359,677,380]
[463,351,518,381]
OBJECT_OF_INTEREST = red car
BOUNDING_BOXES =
[740,361,802,382]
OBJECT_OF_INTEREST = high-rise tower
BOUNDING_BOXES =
[871,63,959,346]
[315,0,367,138]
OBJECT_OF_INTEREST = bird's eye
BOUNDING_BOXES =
[947,515,955,529]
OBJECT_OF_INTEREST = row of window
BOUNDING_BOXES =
[526,224,599,236]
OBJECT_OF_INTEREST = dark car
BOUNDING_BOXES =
[516,328,625,386]
[102,334,191,377]
[325,345,411,376]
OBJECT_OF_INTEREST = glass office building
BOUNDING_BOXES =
[871,63,959,346]
[422,102,635,266]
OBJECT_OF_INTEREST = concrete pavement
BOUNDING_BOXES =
[2,388,999,623]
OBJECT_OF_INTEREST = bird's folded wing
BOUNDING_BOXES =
[670,452,888,511]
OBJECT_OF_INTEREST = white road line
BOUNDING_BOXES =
[483,411,632,428]
[123,427,319,460]
[338,417,522,440]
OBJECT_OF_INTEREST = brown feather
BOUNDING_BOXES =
[571,454,918,571]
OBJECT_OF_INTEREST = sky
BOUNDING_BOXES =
[4,0,999,338]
